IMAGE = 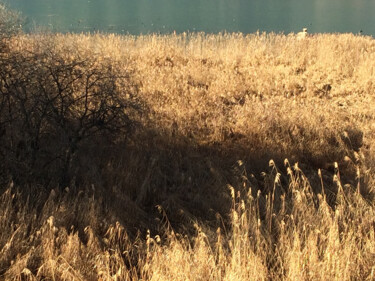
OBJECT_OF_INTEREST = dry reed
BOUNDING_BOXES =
[1,31,375,280]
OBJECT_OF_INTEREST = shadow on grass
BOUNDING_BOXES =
[0,32,370,243]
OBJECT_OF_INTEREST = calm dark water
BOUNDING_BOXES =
[5,0,375,36]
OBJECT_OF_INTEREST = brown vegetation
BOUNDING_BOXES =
[1,12,375,280]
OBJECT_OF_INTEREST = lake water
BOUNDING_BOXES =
[5,0,375,36]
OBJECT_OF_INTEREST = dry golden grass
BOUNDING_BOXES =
[1,32,375,280]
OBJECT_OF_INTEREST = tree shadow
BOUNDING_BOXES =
[0,33,370,240]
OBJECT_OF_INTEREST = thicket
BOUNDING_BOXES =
[0,6,142,188]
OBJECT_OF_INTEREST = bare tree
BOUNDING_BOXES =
[0,29,142,187]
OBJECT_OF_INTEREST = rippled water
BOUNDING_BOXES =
[5,0,375,36]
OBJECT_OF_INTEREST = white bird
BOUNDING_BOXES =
[296,28,308,40]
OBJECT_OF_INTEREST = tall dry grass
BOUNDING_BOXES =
[1,31,375,280]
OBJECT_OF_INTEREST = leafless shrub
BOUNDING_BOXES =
[0,38,142,187]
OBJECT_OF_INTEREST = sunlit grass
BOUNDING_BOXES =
[1,31,375,280]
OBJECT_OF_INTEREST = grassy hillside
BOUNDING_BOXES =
[1,30,375,280]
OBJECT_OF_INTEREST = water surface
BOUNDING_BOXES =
[5,0,375,36]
